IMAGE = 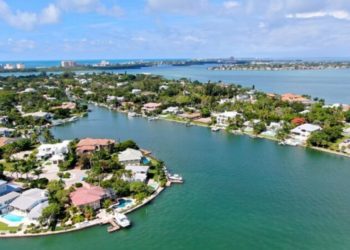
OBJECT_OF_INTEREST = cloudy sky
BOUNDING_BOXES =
[1,0,350,60]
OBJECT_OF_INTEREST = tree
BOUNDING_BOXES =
[0,163,4,178]
[40,203,61,227]
[345,110,350,123]
[42,129,57,143]
[253,122,266,135]
[200,107,211,118]
[115,140,139,152]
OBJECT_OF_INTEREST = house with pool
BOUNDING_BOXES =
[70,184,114,210]
[9,188,48,216]
[124,165,150,183]
[118,148,143,166]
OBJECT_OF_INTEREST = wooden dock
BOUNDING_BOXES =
[107,219,120,233]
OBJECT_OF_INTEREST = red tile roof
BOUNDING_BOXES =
[76,138,115,154]
[70,185,106,207]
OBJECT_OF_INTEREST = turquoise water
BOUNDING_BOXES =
[1,106,350,249]
[2,213,24,223]
[1,64,350,103]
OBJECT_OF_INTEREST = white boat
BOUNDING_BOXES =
[211,126,220,132]
[168,173,183,183]
[148,116,159,121]
[114,213,131,228]
[128,112,137,118]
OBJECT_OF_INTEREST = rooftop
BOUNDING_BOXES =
[70,185,106,207]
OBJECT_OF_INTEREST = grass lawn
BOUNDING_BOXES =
[0,222,18,232]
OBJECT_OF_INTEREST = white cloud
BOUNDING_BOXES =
[0,0,60,30]
[146,0,209,15]
[41,4,61,24]
[58,0,123,17]
[223,1,240,10]
[286,10,350,21]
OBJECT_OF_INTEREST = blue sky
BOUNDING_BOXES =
[1,0,350,60]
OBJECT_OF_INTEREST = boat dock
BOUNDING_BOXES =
[107,219,120,233]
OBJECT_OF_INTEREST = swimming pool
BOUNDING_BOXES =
[1,213,24,223]
[117,199,133,208]
[142,157,150,165]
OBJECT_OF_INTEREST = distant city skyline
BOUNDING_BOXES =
[1,0,350,60]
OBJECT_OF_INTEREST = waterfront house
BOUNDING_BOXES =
[290,124,322,144]
[0,192,20,214]
[243,119,261,133]
[70,184,109,210]
[162,106,180,115]
[0,128,15,137]
[118,148,143,166]
[124,165,150,182]
[261,122,283,137]
[9,188,48,216]
[76,138,116,155]
[339,139,350,154]
[142,103,162,113]
[215,111,240,128]
[36,140,70,163]
[281,93,311,105]
[28,201,49,220]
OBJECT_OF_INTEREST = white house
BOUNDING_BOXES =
[261,122,283,137]
[22,111,52,120]
[159,85,169,90]
[124,165,150,182]
[9,188,48,216]
[216,111,240,128]
[131,89,141,95]
[106,96,117,102]
[290,124,322,144]
[36,140,70,163]
[162,106,180,115]
[118,148,143,166]
[0,192,20,214]
[243,119,261,133]
[0,127,15,137]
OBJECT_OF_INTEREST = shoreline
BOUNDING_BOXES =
[0,185,167,238]
[94,103,350,160]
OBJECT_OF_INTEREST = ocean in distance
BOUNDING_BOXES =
[1,105,350,250]
[1,62,350,104]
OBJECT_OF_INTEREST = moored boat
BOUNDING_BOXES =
[114,213,131,228]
